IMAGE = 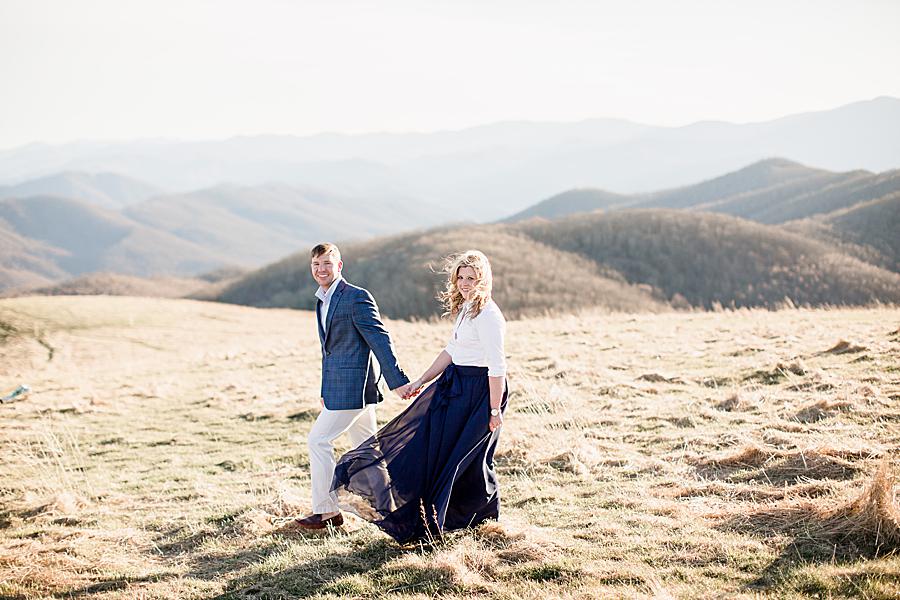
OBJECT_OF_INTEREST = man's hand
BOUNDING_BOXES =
[404,379,425,399]
[393,382,423,399]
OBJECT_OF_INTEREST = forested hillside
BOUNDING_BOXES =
[215,210,900,318]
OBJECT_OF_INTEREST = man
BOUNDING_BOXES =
[289,243,410,530]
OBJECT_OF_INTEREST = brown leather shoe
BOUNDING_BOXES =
[279,512,344,532]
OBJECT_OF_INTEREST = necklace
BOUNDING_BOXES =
[452,304,468,340]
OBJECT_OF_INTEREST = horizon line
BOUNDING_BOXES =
[1,95,896,154]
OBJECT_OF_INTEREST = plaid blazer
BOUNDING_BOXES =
[316,279,409,410]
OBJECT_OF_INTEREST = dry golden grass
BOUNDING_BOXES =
[1,296,899,599]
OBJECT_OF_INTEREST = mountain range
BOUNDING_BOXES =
[2,97,900,314]
[209,155,900,317]
[2,97,899,221]
[0,180,443,290]
[505,158,900,226]
[4,155,899,312]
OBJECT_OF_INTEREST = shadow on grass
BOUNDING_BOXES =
[47,525,409,599]
[742,538,900,594]
[209,536,462,599]
[721,485,900,592]
[43,507,484,599]
[694,447,863,485]
[52,574,178,598]
[42,513,284,598]
[89,513,452,599]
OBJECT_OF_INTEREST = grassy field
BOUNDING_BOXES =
[0,296,898,599]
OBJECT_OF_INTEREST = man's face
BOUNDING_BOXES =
[311,252,342,288]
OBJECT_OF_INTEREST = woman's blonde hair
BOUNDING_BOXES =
[438,250,493,319]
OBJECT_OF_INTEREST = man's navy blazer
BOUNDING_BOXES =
[316,279,409,410]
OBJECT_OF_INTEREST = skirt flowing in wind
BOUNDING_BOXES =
[331,364,508,543]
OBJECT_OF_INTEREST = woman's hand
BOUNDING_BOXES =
[489,413,503,432]
[402,379,425,399]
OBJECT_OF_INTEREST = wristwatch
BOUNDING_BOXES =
[490,408,500,417]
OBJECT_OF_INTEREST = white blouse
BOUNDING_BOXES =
[444,299,507,377]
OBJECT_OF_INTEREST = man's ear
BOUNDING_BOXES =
[337,260,344,272]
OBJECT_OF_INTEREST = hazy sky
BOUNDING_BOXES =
[2,0,899,150]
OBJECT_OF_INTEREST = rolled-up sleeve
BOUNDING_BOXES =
[474,306,507,376]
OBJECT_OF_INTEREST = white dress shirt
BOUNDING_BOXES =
[315,275,344,334]
[444,299,507,376]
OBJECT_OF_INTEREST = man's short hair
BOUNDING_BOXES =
[310,243,341,261]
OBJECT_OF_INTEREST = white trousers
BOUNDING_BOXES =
[308,404,377,514]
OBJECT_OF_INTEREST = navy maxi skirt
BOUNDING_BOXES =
[331,364,508,544]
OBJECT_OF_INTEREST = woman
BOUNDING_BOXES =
[331,250,508,544]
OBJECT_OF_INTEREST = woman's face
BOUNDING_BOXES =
[456,266,478,301]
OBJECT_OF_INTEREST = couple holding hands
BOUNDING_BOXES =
[283,243,508,544]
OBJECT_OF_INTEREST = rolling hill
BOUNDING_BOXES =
[123,183,442,266]
[0,196,229,285]
[514,210,900,309]
[0,171,162,210]
[507,158,900,229]
[214,210,900,318]
[501,159,864,223]
[0,265,249,300]
[0,219,69,290]
[217,226,669,319]
[503,158,900,280]
[0,181,443,291]
[502,188,635,222]
[5,156,899,302]
[503,158,842,222]
[750,168,900,224]
[636,158,830,210]
[785,192,900,273]
[0,272,212,299]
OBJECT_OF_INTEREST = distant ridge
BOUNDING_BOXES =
[0,181,442,291]
[502,188,634,222]
[502,158,841,223]
[5,152,900,306]
[754,169,900,224]
[0,195,228,281]
[786,192,900,273]
[0,171,161,210]
[0,219,68,290]
[2,97,898,219]
[638,158,825,210]
[122,183,441,266]
[507,158,900,228]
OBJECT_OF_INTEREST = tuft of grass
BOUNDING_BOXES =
[725,460,900,559]
[818,460,900,556]
[794,398,854,423]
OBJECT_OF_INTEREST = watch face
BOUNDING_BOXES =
[490,409,499,416]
